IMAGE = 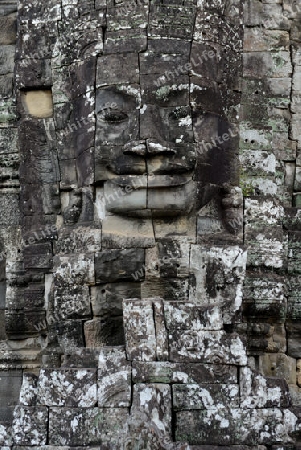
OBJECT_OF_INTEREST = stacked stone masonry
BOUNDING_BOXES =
[0,0,301,448]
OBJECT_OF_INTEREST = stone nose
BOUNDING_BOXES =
[123,140,176,157]
[122,140,146,156]
[146,139,176,156]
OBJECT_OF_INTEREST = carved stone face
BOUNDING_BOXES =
[95,45,238,219]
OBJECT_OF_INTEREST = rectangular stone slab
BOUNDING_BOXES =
[37,369,97,407]
[132,361,238,384]
[95,248,145,283]
[173,384,240,410]
[48,407,129,446]
[98,346,131,407]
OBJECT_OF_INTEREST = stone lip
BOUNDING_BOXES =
[0,2,17,16]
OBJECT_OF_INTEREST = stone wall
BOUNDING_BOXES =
[0,0,301,448]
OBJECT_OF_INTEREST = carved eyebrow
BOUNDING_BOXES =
[154,84,189,102]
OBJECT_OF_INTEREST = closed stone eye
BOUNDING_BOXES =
[101,110,128,123]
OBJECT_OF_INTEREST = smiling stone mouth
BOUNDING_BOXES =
[110,174,193,189]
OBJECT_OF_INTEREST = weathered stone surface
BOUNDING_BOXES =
[240,367,290,408]
[55,320,85,351]
[123,299,157,361]
[164,302,224,332]
[19,373,38,406]
[259,353,296,384]
[287,323,301,358]
[243,275,286,322]
[54,226,101,254]
[53,254,95,286]
[176,408,297,445]
[0,371,22,407]
[168,329,247,365]
[95,249,145,283]
[12,406,48,446]
[98,347,131,407]
[131,384,172,437]
[48,408,128,446]
[90,282,141,317]
[36,369,97,407]
[62,348,101,369]
[173,384,239,410]
[189,245,247,323]
[132,362,238,385]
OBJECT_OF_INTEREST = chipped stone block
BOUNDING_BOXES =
[244,198,284,227]
[0,194,20,227]
[91,282,140,317]
[240,367,290,408]
[16,58,52,89]
[173,384,239,410]
[19,373,38,406]
[244,29,290,52]
[62,348,101,369]
[95,248,145,283]
[104,29,147,54]
[23,243,53,270]
[176,408,297,445]
[5,311,46,338]
[53,254,95,285]
[168,322,247,365]
[37,369,97,407]
[132,361,238,385]
[123,299,157,361]
[86,315,125,346]
[189,245,247,322]
[153,299,168,360]
[0,371,22,407]
[289,385,301,406]
[18,0,61,22]
[96,53,139,87]
[84,319,105,348]
[240,151,277,178]
[288,232,301,273]
[244,51,292,78]
[0,407,13,444]
[243,275,286,321]
[54,226,101,254]
[246,229,287,269]
[142,277,189,302]
[48,407,128,446]
[12,406,48,446]
[52,284,91,320]
[55,320,85,352]
[259,353,296,384]
[102,216,155,249]
[0,13,16,45]
[107,4,148,32]
[0,128,17,155]
[132,384,172,437]
[98,347,131,407]
[287,323,301,358]
[165,302,223,332]
[145,241,190,279]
